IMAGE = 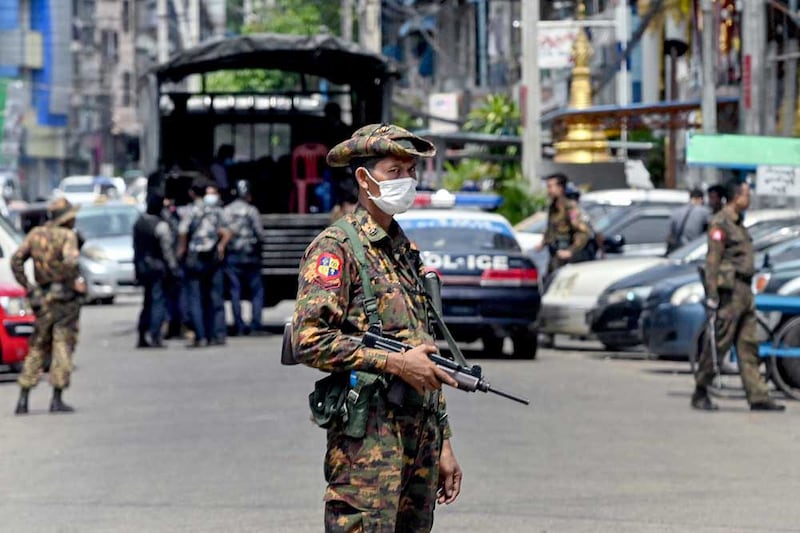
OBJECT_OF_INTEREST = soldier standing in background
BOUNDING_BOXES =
[692,182,785,412]
[134,194,179,348]
[13,198,84,415]
[536,173,591,280]
[223,180,265,336]
[178,180,231,348]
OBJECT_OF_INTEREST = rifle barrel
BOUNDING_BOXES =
[488,386,530,405]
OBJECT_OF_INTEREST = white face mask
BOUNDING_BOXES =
[364,169,417,215]
[204,194,220,206]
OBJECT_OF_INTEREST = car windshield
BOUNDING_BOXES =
[75,206,139,239]
[594,208,630,233]
[401,219,520,252]
[63,183,94,193]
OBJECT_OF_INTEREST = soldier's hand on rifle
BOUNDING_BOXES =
[387,343,458,395]
[705,298,719,311]
[556,249,572,261]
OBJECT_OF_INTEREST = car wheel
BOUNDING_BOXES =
[481,334,504,356]
[769,315,800,400]
[512,331,538,360]
[99,297,115,305]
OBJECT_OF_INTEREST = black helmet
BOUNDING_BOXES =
[235,180,250,198]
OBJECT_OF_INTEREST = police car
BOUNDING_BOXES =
[396,195,540,359]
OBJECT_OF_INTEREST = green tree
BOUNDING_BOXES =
[441,93,543,224]
[206,0,341,92]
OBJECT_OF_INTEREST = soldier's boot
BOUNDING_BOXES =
[49,388,74,413]
[750,399,786,412]
[691,386,718,411]
[14,387,29,415]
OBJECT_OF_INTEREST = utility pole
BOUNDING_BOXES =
[701,0,718,184]
[341,0,354,42]
[358,0,381,53]
[157,0,169,63]
[521,0,541,191]
[741,0,766,135]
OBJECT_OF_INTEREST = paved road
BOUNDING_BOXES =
[1,298,799,532]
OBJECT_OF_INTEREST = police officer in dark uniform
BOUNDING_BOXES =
[177,180,232,347]
[692,182,785,412]
[223,180,265,336]
[134,194,179,348]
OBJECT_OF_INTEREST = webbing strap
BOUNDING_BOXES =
[334,218,381,329]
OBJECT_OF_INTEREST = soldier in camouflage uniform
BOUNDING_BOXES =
[538,173,591,276]
[177,180,232,347]
[13,198,84,415]
[692,182,784,412]
[223,180,265,335]
[292,124,463,532]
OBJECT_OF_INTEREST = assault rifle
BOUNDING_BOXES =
[361,330,530,405]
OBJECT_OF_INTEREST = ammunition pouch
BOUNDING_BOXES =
[308,371,388,439]
[309,373,349,430]
[343,371,386,438]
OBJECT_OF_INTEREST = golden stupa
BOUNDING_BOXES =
[553,2,611,163]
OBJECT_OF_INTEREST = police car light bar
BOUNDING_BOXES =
[414,189,503,210]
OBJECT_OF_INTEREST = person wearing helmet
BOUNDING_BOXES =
[291,124,462,531]
[223,180,265,335]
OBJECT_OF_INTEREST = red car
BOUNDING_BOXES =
[0,283,35,372]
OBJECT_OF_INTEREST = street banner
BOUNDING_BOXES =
[538,28,579,69]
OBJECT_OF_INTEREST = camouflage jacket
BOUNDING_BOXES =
[12,225,80,291]
[705,206,754,301]
[543,197,591,253]
[292,207,451,435]
[223,199,263,257]
[178,201,226,253]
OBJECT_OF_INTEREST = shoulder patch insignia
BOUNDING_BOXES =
[710,228,725,241]
[316,252,343,286]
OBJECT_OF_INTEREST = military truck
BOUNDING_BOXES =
[140,33,398,304]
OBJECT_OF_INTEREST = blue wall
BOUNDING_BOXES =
[0,0,20,78]
[30,0,66,127]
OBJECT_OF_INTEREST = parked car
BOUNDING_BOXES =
[593,223,800,350]
[74,203,139,304]
[538,209,800,343]
[54,176,126,205]
[0,282,35,372]
[396,209,541,358]
[641,233,800,361]
[514,188,689,257]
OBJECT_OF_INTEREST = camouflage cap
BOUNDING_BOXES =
[48,197,80,227]
[326,123,437,167]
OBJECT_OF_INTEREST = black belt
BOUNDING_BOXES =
[736,273,753,284]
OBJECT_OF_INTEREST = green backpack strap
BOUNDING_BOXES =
[334,218,381,331]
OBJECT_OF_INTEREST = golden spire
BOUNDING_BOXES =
[554,1,611,164]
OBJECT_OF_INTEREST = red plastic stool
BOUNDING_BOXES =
[289,143,328,213]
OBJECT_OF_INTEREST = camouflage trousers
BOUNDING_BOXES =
[18,298,81,389]
[323,394,444,532]
[696,280,770,404]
